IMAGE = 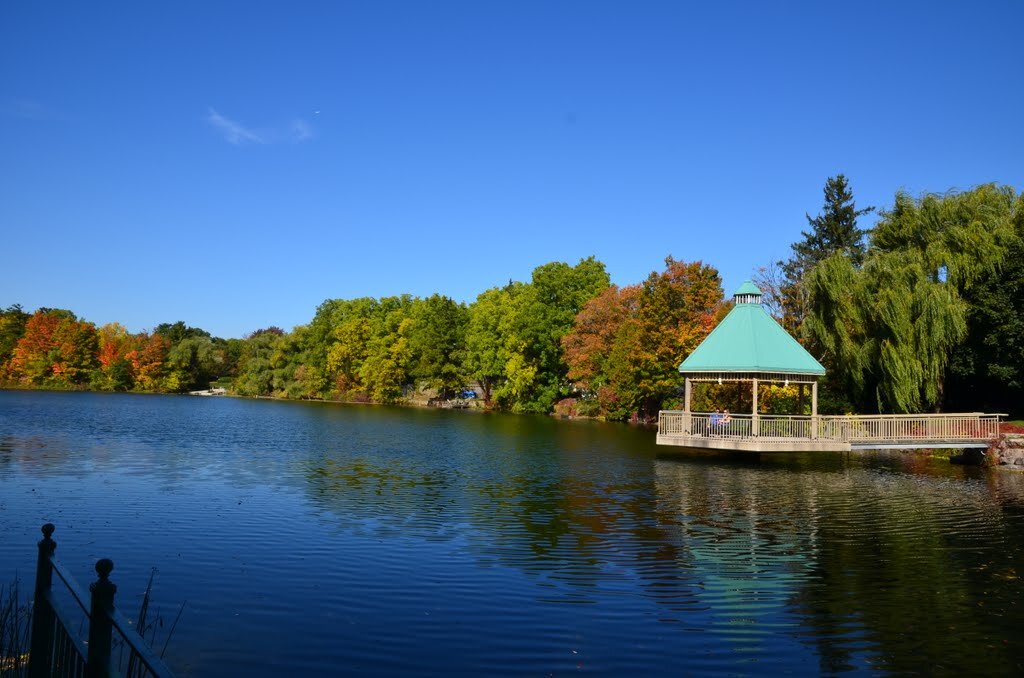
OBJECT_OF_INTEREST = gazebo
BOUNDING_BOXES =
[657,281,1003,452]
[658,281,842,451]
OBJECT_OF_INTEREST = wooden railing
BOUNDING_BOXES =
[29,524,174,678]
[658,411,1002,443]
[659,413,812,439]
[818,413,1001,443]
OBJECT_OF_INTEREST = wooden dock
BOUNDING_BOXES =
[657,411,1003,452]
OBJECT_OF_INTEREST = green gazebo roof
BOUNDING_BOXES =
[679,282,826,376]
[733,280,762,296]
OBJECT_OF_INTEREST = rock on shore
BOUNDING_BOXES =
[991,434,1024,468]
[950,435,1024,467]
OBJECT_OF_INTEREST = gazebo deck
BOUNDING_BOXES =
[657,411,1001,453]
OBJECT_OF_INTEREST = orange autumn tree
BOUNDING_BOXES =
[95,322,142,391]
[562,284,639,416]
[563,257,724,421]
[8,309,99,388]
[132,332,171,392]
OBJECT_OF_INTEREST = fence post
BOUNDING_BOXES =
[87,558,117,678]
[29,523,56,678]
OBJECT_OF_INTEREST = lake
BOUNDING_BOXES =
[1,391,1023,675]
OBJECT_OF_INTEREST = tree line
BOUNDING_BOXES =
[2,179,1022,419]
[759,178,1023,416]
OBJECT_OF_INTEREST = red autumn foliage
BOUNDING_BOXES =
[8,309,98,386]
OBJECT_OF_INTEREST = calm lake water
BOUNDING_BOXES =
[2,391,1023,676]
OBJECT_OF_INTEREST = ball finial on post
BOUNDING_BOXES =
[95,558,114,581]
[38,523,56,558]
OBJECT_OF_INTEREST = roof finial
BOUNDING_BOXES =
[733,280,762,305]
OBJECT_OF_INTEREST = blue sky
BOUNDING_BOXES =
[2,1,1022,338]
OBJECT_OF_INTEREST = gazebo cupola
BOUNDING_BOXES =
[677,280,826,435]
[732,280,763,305]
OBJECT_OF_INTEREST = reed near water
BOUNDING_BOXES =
[0,578,30,677]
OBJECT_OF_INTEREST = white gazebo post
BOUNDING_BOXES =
[683,377,692,434]
[811,379,819,439]
[751,378,759,436]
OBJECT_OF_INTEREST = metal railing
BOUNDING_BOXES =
[29,524,174,678]
[658,411,1003,443]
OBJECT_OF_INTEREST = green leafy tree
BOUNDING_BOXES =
[309,295,418,403]
[323,298,376,397]
[154,321,211,344]
[233,328,286,396]
[361,314,414,403]
[870,184,1015,289]
[465,286,518,406]
[153,321,231,392]
[165,335,221,392]
[0,304,30,376]
[945,191,1024,415]
[805,184,1017,412]
[304,299,347,397]
[495,257,611,413]
[409,294,469,397]
[273,326,323,399]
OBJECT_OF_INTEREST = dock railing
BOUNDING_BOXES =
[658,411,1003,444]
[29,524,174,678]
[660,413,812,439]
[816,413,1001,443]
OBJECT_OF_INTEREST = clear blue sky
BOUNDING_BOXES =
[2,1,1022,338]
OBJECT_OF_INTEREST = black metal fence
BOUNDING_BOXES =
[29,524,174,678]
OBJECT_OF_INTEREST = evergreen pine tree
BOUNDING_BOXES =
[778,175,873,331]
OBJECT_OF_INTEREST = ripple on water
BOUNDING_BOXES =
[2,392,1024,676]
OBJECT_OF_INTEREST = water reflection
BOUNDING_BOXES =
[653,457,1024,674]
[2,391,1024,675]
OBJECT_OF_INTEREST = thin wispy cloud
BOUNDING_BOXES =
[206,108,265,145]
[206,108,316,145]
[1,97,67,121]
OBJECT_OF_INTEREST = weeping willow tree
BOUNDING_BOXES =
[805,184,1017,413]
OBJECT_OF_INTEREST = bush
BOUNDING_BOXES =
[553,398,580,417]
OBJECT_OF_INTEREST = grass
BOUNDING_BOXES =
[118,569,186,677]
[0,578,30,678]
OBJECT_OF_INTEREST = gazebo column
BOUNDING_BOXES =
[683,377,692,434]
[751,378,759,436]
[811,380,818,439]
